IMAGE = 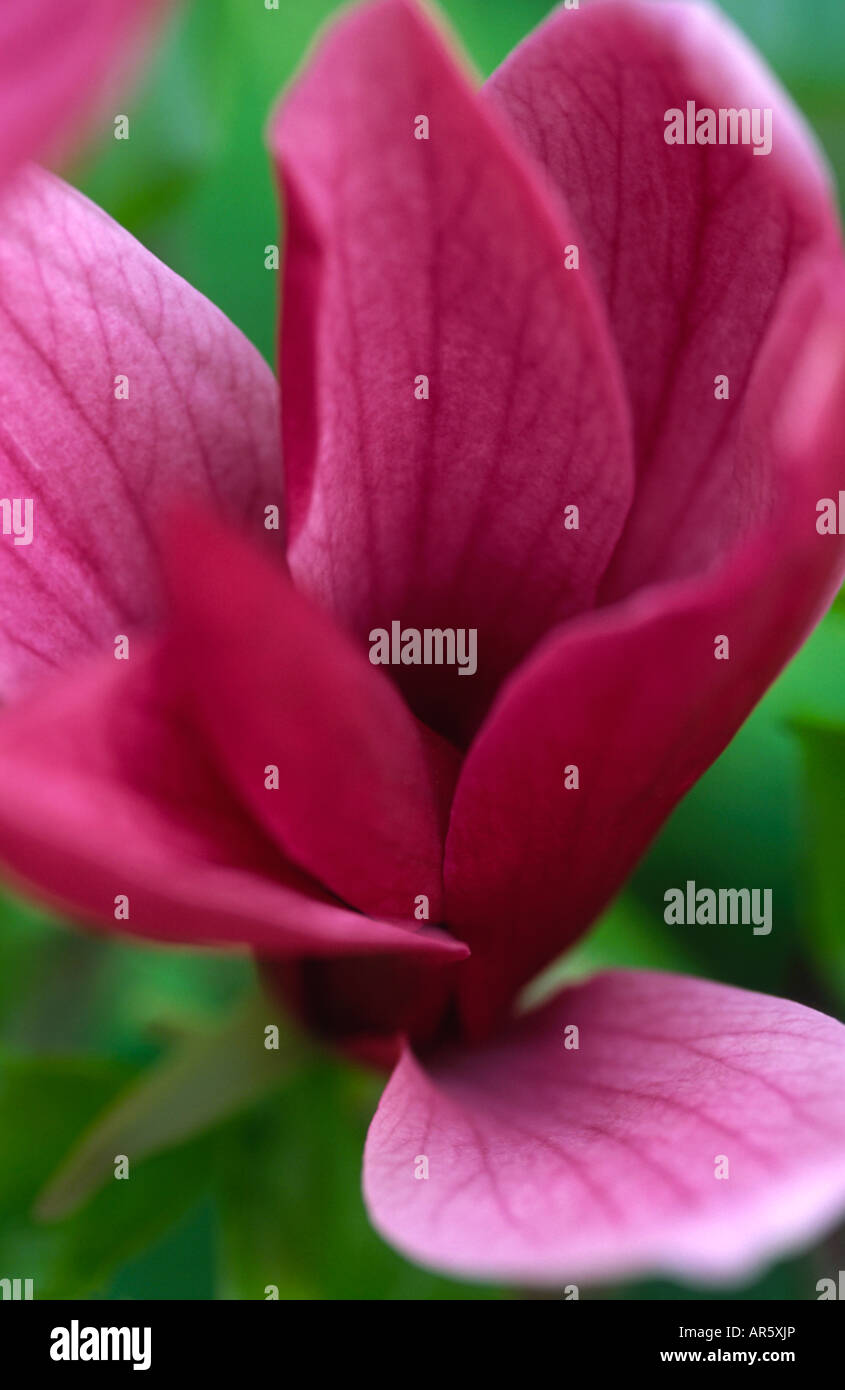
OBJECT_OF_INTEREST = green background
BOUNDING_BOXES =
[1,0,844,1300]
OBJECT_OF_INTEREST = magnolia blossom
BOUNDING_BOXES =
[0,0,844,1287]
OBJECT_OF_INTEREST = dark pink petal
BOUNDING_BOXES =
[365,971,845,1284]
[0,167,281,700]
[271,0,633,742]
[263,952,456,1060]
[446,263,845,1037]
[165,512,459,921]
[486,0,842,598]
[0,0,162,187]
[0,645,465,964]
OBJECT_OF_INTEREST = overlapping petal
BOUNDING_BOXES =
[0,167,281,700]
[271,0,633,742]
[164,511,459,921]
[486,0,842,598]
[0,644,466,964]
[446,262,845,1037]
[365,971,845,1284]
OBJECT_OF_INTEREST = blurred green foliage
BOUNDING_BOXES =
[1,0,844,1300]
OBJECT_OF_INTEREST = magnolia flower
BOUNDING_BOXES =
[1,0,845,1288]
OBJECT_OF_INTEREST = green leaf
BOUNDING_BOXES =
[102,1197,218,1301]
[36,993,293,1220]
[215,1059,503,1300]
[0,1050,224,1297]
[42,1139,220,1299]
[790,718,845,1005]
[0,1051,133,1220]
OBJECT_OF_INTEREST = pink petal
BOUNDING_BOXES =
[446,262,845,1038]
[0,167,281,699]
[0,0,162,187]
[486,0,842,599]
[364,970,845,1285]
[0,645,465,965]
[164,511,459,921]
[271,0,633,743]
